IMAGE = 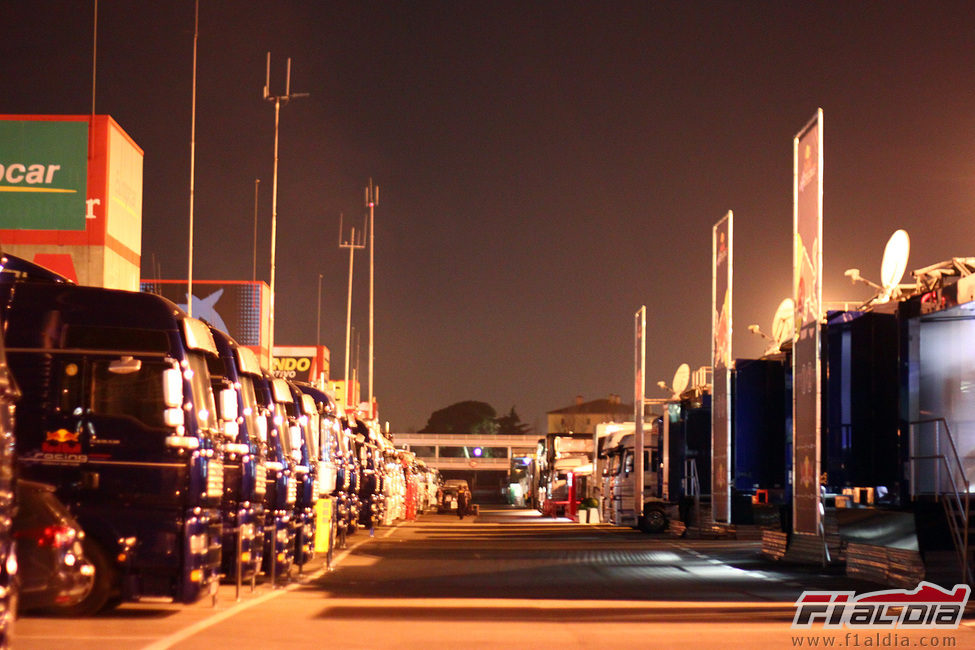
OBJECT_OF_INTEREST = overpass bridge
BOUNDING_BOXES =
[391,432,539,501]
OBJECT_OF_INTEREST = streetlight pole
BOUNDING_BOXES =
[263,53,307,366]
[365,179,379,412]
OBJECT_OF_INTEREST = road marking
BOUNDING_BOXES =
[142,520,405,650]
[313,597,800,610]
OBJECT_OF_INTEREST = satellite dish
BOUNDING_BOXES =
[672,363,690,395]
[771,298,795,346]
[880,229,910,300]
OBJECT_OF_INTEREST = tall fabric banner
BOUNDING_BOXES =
[711,211,732,523]
[793,110,823,536]
[633,306,646,521]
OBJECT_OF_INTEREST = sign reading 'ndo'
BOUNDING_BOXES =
[0,120,88,230]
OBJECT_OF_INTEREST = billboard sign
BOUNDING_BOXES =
[712,211,732,523]
[793,109,823,536]
[141,280,267,347]
[271,346,330,384]
[0,119,88,231]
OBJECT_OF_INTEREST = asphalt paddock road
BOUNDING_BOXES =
[14,507,975,650]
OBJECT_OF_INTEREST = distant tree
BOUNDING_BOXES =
[472,418,500,436]
[495,406,531,435]
[420,400,497,434]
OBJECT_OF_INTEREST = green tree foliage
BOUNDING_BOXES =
[420,401,497,434]
[496,406,531,435]
[420,402,533,435]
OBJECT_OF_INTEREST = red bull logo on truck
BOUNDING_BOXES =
[41,428,82,455]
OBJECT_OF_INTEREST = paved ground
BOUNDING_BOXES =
[14,507,975,649]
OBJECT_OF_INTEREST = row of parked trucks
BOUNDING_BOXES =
[533,388,711,533]
[535,254,975,584]
[0,253,440,627]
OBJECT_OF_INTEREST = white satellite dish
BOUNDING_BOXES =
[672,363,690,395]
[771,298,795,346]
[879,229,910,301]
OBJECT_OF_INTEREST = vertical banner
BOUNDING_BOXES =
[793,109,823,536]
[711,211,732,523]
[634,306,646,521]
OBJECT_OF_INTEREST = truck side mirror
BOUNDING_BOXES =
[109,356,142,374]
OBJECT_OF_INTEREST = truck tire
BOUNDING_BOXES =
[638,508,668,534]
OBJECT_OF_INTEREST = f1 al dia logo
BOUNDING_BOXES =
[792,582,970,630]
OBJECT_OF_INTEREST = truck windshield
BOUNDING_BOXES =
[303,411,320,463]
[238,376,264,444]
[82,359,170,429]
[274,402,292,456]
[322,416,339,463]
[186,352,218,435]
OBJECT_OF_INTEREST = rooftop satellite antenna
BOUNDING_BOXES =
[879,229,910,303]
[844,229,910,305]
[771,298,795,347]
[672,363,690,396]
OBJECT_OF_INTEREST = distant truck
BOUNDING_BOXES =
[598,422,676,533]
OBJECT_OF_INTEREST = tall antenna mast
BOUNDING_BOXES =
[339,214,365,411]
[187,0,199,317]
[91,0,98,116]
[365,178,379,413]
[263,53,308,365]
[252,178,260,282]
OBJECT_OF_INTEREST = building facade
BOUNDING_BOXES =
[546,394,631,434]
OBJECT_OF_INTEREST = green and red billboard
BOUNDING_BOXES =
[0,119,88,230]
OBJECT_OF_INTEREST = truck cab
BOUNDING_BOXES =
[284,381,319,567]
[295,383,342,554]
[601,426,674,533]
[350,419,383,529]
[207,327,267,583]
[337,415,361,538]
[254,372,296,580]
[0,280,224,612]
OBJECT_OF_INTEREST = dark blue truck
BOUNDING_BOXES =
[0,278,224,613]
[256,372,297,580]
[207,326,267,583]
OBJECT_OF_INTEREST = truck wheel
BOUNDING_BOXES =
[639,508,668,534]
[48,538,117,616]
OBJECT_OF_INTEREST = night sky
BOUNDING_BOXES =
[3,1,974,432]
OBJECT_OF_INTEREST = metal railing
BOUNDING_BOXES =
[909,417,971,584]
